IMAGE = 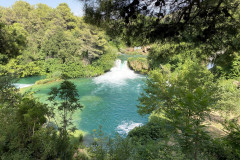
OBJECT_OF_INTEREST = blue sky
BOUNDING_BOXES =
[0,0,84,16]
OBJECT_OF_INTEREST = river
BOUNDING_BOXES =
[16,59,148,136]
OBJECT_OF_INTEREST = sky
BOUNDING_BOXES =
[0,0,85,16]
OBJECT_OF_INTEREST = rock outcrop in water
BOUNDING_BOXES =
[127,57,149,74]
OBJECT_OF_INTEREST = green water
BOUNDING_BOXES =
[16,76,45,84]
[14,76,45,88]
[20,60,148,135]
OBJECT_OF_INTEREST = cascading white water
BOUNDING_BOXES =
[92,59,146,135]
[207,57,214,70]
[94,59,141,85]
[14,83,33,89]
[207,62,214,70]
[116,121,143,135]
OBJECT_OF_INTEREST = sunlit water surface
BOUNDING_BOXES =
[18,60,148,135]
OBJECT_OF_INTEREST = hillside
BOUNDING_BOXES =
[0,1,118,79]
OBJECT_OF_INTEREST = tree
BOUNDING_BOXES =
[48,80,83,135]
[48,80,83,159]
[0,23,27,64]
[56,3,77,30]
[223,118,240,159]
[138,59,219,159]
[82,0,240,50]
[16,98,49,137]
[0,75,57,159]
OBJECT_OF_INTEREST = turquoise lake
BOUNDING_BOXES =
[16,59,148,136]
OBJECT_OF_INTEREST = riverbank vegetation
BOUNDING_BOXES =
[0,76,87,159]
[0,1,119,79]
[1,0,240,159]
[80,0,240,159]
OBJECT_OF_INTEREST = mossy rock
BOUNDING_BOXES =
[127,57,149,74]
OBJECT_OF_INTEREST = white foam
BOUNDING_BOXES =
[94,59,140,85]
[207,62,214,70]
[14,83,33,89]
[116,121,143,135]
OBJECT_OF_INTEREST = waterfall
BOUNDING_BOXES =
[94,59,141,85]
[207,56,215,70]
[14,83,33,89]
[116,121,143,135]
[207,62,214,70]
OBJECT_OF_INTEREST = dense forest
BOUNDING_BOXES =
[1,0,240,160]
[0,1,119,80]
